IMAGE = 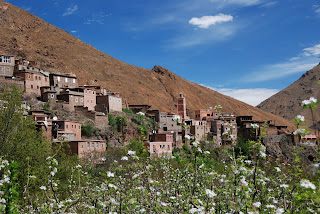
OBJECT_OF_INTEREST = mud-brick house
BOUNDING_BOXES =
[56,88,84,111]
[28,110,52,141]
[81,85,107,96]
[52,120,81,141]
[0,54,15,77]
[67,140,107,159]
[189,120,210,142]
[96,94,122,113]
[40,86,60,102]
[151,133,174,144]
[49,72,78,88]
[149,141,173,158]
[82,87,96,111]
[14,63,50,96]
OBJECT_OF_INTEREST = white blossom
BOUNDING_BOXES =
[297,115,305,122]
[184,135,191,140]
[252,202,261,208]
[40,186,47,190]
[251,123,259,129]
[107,171,114,177]
[128,150,136,156]
[121,156,128,160]
[300,179,316,189]
[205,189,216,198]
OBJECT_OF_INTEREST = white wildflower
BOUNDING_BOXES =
[297,115,305,122]
[275,167,281,172]
[280,184,289,188]
[251,123,259,129]
[184,135,191,140]
[276,208,284,214]
[40,186,47,190]
[136,112,145,116]
[108,183,118,189]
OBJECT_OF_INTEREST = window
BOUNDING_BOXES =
[65,77,68,83]
[31,85,33,89]
[72,79,75,84]
[37,86,39,89]
[66,125,68,128]
[91,142,94,148]
[29,74,31,79]
[51,94,54,98]
[3,56,11,63]
[0,56,2,62]
[80,98,83,102]
[72,125,74,128]
[57,76,60,82]
[0,67,2,72]
[79,126,80,129]
[91,99,93,103]
[39,77,41,80]
[96,142,99,147]
[87,142,90,148]
[153,145,156,152]
[75,97,78,102]
[168,145,170,150]
[6,67,10,72]
[45,77,48,82]
[35,76,37,80]
[81,145,83,148]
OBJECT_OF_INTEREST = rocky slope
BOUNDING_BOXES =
[0,0,294,129]
[258,64,320,129]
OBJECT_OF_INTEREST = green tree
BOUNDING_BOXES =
[0,86,51,193]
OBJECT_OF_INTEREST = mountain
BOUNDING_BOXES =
[258,64,320,129]
[0,0,295,129]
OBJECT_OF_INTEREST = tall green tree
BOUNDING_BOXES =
[0,86,51,190]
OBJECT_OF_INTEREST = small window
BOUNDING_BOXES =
[81,145,83,148]
[0,56,2,62]
[57,76,60,82]
[66,125,68,128]
[91,142,94,148]
[39,76,41,80]
[45,77,48,82]
[65,78,68,83]
[72,125,74,128]
[35,76,38,80]
[168,145,170,150]
[80,98,83,102]
[6,67,10,72]
[72,79,75,84]
[79,126,80,129]
[51,94,54,98]
[91,99,93,103]
[87,142,90,148]
[3,56,11,63]
[0,67,2,71]
[75,125,77,128]
[96,142,99,147]
[75,97,78,102]
[31,85,33,89]
[37,86,39,89]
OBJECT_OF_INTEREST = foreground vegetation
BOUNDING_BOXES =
[0,87,319,213]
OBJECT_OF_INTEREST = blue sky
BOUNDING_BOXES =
[5,0,320,106]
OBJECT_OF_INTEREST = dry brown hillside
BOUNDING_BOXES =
[258,64,320,129]
[0,0,295,130]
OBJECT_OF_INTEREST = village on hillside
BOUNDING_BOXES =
[0,53,317,161]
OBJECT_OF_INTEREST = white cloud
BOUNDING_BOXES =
[202,85,279,106]
[84,12,111,25]
[244,43,320,82]
[63,5,78,16]
[71,30,77,33]
[168,23,238,48]
[189,14,233,29]
[210,0,261,6]
[303,44,320,56]
[313,5,320,14]
[259,1,278,8]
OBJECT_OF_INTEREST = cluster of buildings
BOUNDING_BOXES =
[1,53,315,160]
